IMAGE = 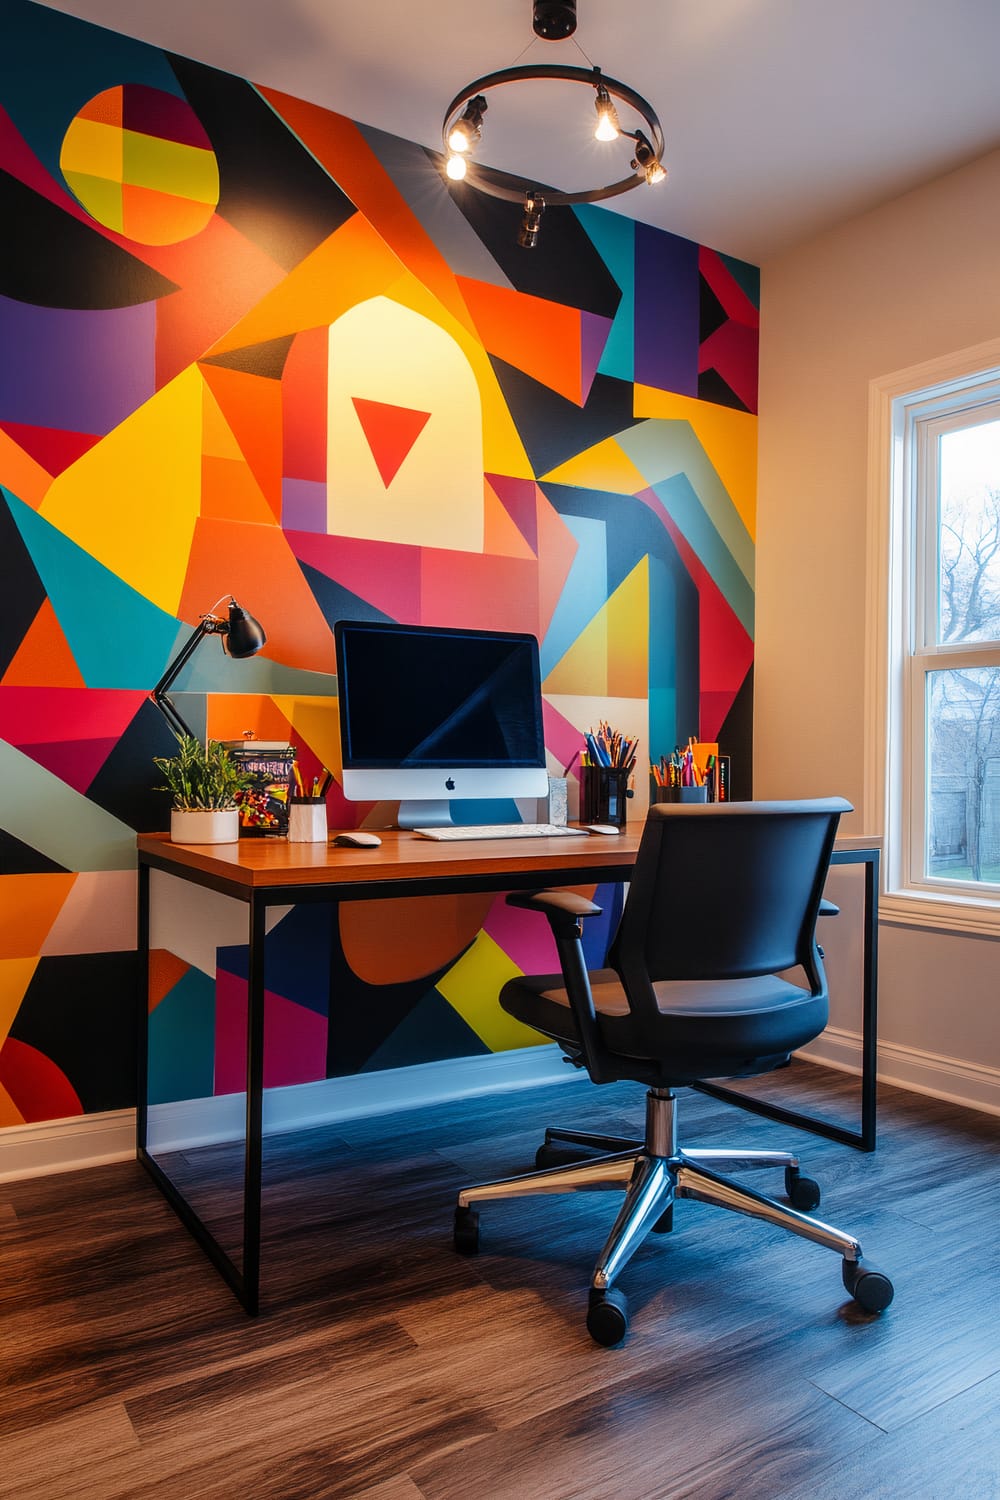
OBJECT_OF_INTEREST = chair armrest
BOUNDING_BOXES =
[507,889,603,928]
[504,889,619,1083]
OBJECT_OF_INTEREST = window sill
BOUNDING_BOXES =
[879,889,1000,938]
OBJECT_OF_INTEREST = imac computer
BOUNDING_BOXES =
[334,619,549,828]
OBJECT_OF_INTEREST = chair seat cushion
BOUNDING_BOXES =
[499,970,828,1083]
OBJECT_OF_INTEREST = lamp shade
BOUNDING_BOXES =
[225,601,266,658]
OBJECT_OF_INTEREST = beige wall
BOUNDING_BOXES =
[755,147,1000,1108]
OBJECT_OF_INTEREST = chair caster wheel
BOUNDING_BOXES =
[784,1166,821,1211]
[586,1287,629,1346]
[842,1256,894,1312]
[454,1206,480,1255]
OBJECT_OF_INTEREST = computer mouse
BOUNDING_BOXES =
[585,823,623,836]
[332,831,382,848]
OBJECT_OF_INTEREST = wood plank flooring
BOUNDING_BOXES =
[0,1064,998,1499]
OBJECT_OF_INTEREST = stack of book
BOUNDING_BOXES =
[222,740,296,837]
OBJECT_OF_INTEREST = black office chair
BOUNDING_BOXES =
[453,798,893,1345]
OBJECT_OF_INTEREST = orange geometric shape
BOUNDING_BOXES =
[457,276,583,406]
[146,214,287,391]
[200,456,277,525]
[0,875,77,959]
[1,598,86,688]
[339,894,495,985]
[205,695,297,745]
[351,397,430,488]
[483,477,537,560]
[148,948,190,1013]
[180,516,336,674]
[207,212,401,359]
[200,365,284,518]
[254,90,475,338]
[0,427,52,510]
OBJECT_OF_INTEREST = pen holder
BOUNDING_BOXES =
[580,765,631,828]
[651,783,708,804]
[288,799,328,842]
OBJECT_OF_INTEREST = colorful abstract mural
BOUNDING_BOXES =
[0,0,758,1124]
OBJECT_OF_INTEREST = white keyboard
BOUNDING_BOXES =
[413,822,589,841]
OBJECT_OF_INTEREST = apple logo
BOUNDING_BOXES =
[445,777,456,791]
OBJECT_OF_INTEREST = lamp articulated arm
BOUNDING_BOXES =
[151,599,267,743]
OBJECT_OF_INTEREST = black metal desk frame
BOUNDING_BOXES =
[137,839,879,1314]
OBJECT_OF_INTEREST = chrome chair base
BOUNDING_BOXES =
[456,1088,881,1311]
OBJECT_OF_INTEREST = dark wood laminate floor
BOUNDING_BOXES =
[1,1065,998,1499]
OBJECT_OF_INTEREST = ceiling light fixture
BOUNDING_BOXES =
[441,0,665,248]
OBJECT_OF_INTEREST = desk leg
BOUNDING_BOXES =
[241,893,266,1314]
[136,864,264,1314]
[694,847,879,1153]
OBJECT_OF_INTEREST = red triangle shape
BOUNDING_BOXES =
[351,397,430,488]
[0,421,100,477]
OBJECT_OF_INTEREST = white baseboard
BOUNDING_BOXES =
[799,1028,1000,1117]
[0,1046,583,1183]
[5,1033,997,1186]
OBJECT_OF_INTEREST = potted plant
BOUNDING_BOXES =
[153,734,253,844]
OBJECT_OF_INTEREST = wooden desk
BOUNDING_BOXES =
[136,827,641,1313]
[136,827,878,1313]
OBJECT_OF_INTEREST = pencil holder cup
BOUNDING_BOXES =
[652,784,708,804]
[288,799,327,842]
[580,766,631,828]
[546,776,569,826]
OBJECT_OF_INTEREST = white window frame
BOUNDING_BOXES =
[867,336,1000,936]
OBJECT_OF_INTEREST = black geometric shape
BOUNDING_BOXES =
[166,55,357,272]
[0,171,179,310]
[441,170,622,318]
[326,932,467,1077]
[700,271,729,342]
[697,366,751,415]
[489,360,643,478]
[11,951,139,1113]
[0,827,69,875]
[361,987,487,1072]
[716,665,754,802]
[84,699,180,834]
[0,487,46,676]
[200,334,296,381]
[299,561,395,635]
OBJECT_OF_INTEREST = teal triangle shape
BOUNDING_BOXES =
[5,486,181,689]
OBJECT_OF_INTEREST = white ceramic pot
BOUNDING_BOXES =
[169,808,240,844]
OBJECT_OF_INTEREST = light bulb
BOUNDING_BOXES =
[594,85,620,142]
[644,160,667,185]
[446,153,467,181]
[448,127,471,153]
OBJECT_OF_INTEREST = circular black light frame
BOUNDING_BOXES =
[441,64,665,206]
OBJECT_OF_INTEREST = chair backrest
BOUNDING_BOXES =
[607,798,850,1013]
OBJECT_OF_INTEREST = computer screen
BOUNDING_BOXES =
[334,619,548,827]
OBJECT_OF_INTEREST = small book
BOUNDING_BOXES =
[222,741,296,837]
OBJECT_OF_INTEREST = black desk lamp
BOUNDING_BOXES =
[152,597,267,740]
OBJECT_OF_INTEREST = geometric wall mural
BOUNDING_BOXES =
[0,0,758,1123]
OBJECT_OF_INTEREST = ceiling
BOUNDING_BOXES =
[36,0,1000,264]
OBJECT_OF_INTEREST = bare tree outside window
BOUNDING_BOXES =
[927,421,1000,883]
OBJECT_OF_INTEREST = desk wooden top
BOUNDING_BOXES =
[136,826,643,892]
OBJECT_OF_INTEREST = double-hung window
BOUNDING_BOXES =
[870,342,1000,931]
